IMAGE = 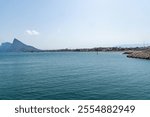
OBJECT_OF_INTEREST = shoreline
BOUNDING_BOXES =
[123,49,150,60]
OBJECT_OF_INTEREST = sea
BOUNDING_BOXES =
[0,52,150,100]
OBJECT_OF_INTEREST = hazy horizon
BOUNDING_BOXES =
[0,38,149,50]
[0,0,150,49]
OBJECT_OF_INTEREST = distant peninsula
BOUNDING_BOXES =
[0,38,150,60]
[0,38,40,52]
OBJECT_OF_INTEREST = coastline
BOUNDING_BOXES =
[124,50,150,60]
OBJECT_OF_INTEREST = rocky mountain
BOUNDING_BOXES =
[0,38,40,52]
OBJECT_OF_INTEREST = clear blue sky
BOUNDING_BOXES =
[0,0,150,49]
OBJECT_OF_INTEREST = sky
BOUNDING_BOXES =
[0,0,150,49]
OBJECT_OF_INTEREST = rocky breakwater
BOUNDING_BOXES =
[124,49,150,60]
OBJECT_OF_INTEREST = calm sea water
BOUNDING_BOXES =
[0,52,150,100]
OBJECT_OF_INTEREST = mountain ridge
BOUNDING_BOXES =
[0,38,40,52]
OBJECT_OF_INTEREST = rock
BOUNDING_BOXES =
[126,50,150,60]
[123,51,134,54]
[0,38,41,52]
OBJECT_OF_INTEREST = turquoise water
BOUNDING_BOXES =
[0,52,150,100]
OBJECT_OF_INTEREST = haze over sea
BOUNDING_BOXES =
[0,52,150,100]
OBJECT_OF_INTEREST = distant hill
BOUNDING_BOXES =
[0,38,41,52]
